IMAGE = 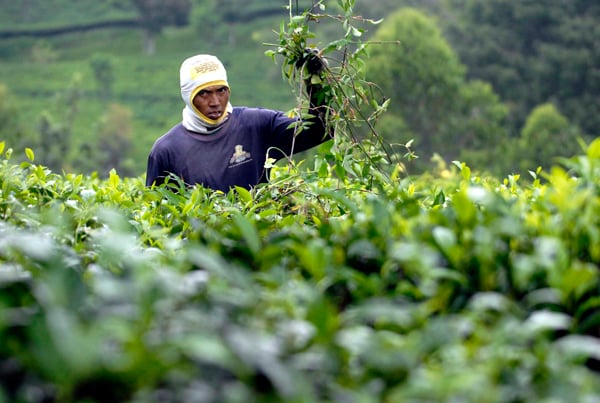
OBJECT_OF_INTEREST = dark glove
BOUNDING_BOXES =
[295,48,327,76]
[295,48,332,115]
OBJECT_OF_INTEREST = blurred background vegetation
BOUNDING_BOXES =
[0,0,597,178]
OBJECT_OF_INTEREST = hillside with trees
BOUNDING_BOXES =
[0,0,597,177]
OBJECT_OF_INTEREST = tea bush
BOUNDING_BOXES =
[1,1,599,401]
[1,137,600,402]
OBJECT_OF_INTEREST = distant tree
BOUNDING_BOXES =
[443,0,600,137]
[366,7,510,172]
[453,80,510,175]
[516,103,582,173]
[454,80,508,152]
[131,0,191,55]
[366,8,465,162]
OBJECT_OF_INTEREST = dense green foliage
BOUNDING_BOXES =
[1,137,600,401]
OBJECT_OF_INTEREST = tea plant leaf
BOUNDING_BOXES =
[224,326,311,400]
[450,188,477,227]
[108,168,120,188]
[556,335,600,361]
[586,137,600,159]
[306,295,339,344]
[25,147,35,162]
[235,185,253,205]
[525,310,572,334]
[232,212,261,258]
[552,261,598,301]
[468,292,516,314]
[292,238,328,280]
[431,226,456,254]
[575,308,600,335]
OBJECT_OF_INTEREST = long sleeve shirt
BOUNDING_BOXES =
[145,106,331,191]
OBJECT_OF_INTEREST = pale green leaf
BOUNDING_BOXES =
[25,147,35,162]
[235,186,253,204]
[233,213,260,257]
[586,137,600,159]
[557,335,600,361]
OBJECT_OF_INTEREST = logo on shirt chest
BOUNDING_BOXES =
[228,144,252,167]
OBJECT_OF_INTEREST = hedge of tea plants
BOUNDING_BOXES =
[0,138,599,402]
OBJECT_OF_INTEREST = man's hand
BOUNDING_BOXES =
[295,48,332,120]
[296,48,328,76]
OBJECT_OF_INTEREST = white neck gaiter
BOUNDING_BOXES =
[179,54,233,134]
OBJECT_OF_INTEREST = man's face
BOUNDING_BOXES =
[192,85,230,120]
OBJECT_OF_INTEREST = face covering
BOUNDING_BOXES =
[179,54,233,134]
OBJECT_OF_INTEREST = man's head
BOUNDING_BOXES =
[191,85,230,123]
[180,54,231,126]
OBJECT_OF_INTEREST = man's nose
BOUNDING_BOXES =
[208,93,220,105]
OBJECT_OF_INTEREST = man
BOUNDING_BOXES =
[145,53,331,191]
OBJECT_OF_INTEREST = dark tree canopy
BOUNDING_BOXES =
[444,0,600,136]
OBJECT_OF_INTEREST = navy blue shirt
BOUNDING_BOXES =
[146,107,330,191]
